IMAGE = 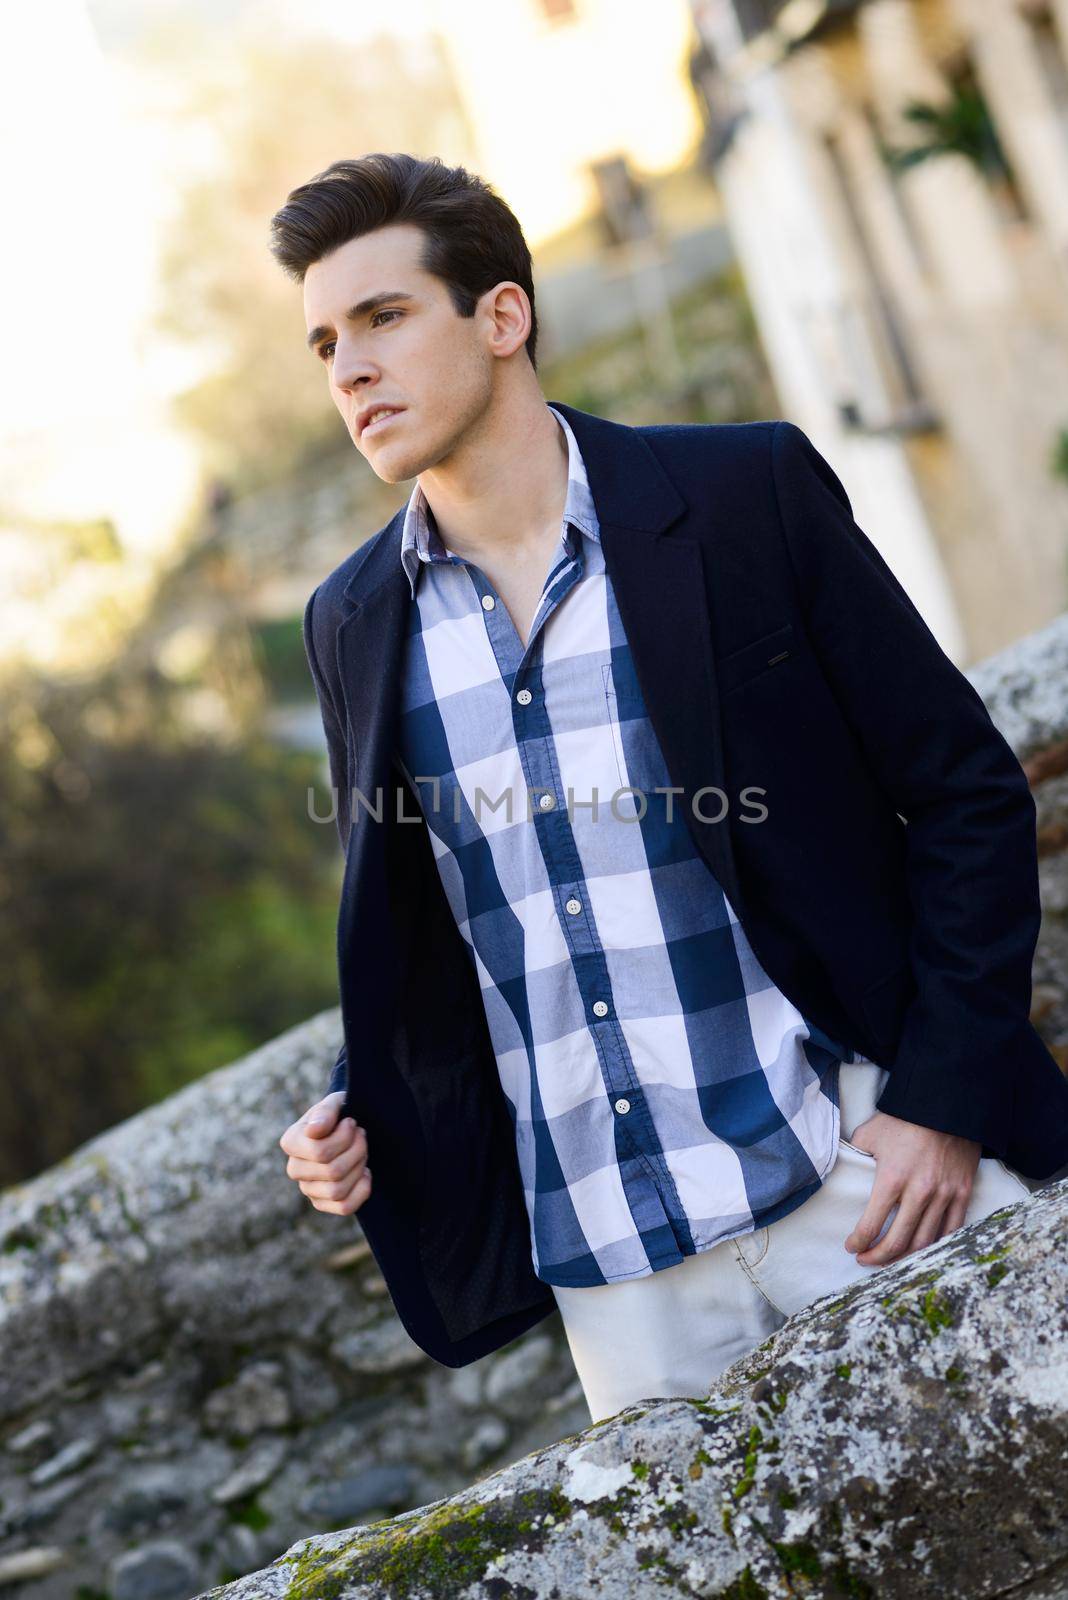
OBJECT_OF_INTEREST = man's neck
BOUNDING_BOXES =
[416,392,570,571]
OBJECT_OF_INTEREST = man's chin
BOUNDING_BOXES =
[352,432,402,470]
[363,450,420,485]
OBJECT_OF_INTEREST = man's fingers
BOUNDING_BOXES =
[855,1183,933,1265]
[897,1189,953,1256]
[280,1108,358,1163]
[304,1166,373,1216]
[288,1124,367,1185]
[298,1152,367,1202]
[844,1175,899,1258]
[941,1193,970,1239]
[278,1092,347,1154]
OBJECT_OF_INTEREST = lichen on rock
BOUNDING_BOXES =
[192,1177,1068,1600]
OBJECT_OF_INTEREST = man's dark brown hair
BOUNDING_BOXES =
[268,152,539,369]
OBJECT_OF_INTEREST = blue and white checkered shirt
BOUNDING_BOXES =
[395,403,860,1287]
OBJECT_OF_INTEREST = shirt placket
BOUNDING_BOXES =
[463,530,679,1192]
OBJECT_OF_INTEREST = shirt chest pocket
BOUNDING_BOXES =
[600,662,630,791]
[599,659,672,800]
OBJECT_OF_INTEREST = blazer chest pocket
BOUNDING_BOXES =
[719,622,797,695]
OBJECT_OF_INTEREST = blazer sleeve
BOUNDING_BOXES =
[768,418,1043,1153]
[302,583,350,1100]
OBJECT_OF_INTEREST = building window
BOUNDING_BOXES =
[733,0,785,43]
[819,125,933,431]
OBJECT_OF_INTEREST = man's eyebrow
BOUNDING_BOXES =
[306,290,416,350]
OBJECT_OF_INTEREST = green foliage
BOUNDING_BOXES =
[250,617,315,705]
[884,84,1011,181]
[0,661,341,1187]
[1050,426,1068,484]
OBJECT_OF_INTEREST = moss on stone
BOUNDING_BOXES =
[688,1398,743,1419]
[920,1287,954,1334]
[732,1423,764,1500]
[880,1272,954,1335]
[722,1566,770,1599]
[772,1538,822,1579]
[829,1559,876,1598]
[1,1226,38,1254]
[283,1485,574,1599]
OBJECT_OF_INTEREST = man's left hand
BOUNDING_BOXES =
[843,1111,981,1266]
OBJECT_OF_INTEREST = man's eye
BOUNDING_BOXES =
[318,310,399,361]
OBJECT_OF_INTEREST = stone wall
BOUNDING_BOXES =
[0,1011,588,1597]
[3,611,1068,1597]
[970,611,1068,1082]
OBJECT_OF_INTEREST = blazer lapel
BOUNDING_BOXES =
[548,400,748,921]
[332,402,749,933]
[336,508,410,805]
[330,513,412,1036]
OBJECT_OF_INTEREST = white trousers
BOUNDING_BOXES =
[551,1060,1032,1423]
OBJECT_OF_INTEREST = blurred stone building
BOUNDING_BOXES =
[689,0,1068,664]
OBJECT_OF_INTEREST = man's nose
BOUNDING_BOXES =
[332,343,376,393]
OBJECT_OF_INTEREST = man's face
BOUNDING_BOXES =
[303,222,498,484]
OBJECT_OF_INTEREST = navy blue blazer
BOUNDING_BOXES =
[301,399,1068,1368]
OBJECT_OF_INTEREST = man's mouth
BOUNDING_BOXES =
[360,407,405,438]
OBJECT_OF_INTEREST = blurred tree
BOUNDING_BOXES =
[0,657,342,1187]
[151,24,472,494]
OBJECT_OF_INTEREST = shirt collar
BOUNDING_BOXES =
[399,402,600,598]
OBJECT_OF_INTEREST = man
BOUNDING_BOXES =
[272,153,1068,1422]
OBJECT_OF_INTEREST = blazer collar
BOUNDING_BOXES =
[341,397,688,608]
[332,399,747,918]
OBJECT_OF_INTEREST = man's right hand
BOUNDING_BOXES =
[278,1091,372,1215]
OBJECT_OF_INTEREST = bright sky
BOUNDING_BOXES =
[0,0,697,570]
[0,0,207,564]
[0,0,445,560]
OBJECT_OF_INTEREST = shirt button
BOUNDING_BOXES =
[565,897,582,915]
[614,1097,631,1115]
[538,792,555,811]
[481,594,495,611]
[592,999,609,1017]
[516,688,532,705]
